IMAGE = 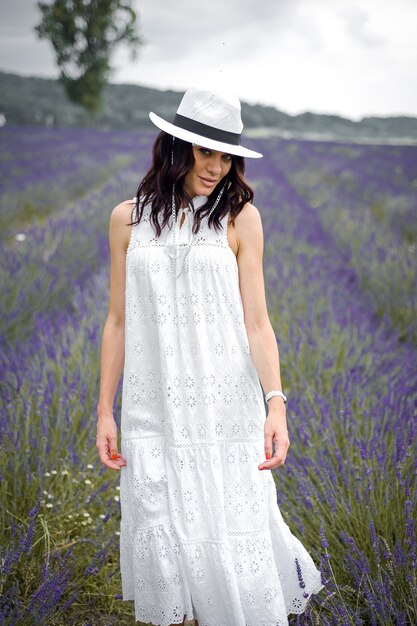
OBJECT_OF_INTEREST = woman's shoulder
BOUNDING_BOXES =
[231,202,262,252]
[108,199,136,252]
[110,198,136,225]
[233,201,261,229]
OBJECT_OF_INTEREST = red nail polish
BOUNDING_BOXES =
[265,452,271,460]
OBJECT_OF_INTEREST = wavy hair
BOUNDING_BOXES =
[130,131,254,236]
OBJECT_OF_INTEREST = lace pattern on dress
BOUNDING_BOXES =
[119,196,324,626]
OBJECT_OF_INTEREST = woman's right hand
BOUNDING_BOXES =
[96,415,127,471]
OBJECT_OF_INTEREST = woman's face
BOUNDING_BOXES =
[184,144,233,198]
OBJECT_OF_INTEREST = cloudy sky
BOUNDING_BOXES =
[1,0,417,120]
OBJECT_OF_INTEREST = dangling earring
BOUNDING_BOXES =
[210,179,227,214]
[171,136,176,223]
[169,136,179,271]
[171,136,175,167]
[171,135,176,226]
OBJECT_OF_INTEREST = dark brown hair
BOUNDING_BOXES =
[130,131,254,236]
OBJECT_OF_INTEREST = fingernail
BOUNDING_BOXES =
[265,452,271,460]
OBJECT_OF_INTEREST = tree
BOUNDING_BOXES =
[35,0,141,117]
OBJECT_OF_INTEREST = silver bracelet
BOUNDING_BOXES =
[265,390,287,404]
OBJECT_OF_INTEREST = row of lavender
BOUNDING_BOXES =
[266,139,417,345]
[1,128,416,625]
[0,127,152,233]
[0,129,153,625]
[0,128,156,344]
[246,147,417,625]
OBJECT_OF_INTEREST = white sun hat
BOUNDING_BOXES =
[149,87,263,159]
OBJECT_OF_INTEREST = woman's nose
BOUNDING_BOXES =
[206,155,222,175]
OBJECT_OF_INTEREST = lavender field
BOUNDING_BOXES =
[1,127,416,626]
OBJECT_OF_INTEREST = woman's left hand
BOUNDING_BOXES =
[258,404,290,471]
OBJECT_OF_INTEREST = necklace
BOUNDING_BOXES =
[169,185,226,278]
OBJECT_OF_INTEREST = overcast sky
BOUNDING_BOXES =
[1,0,417,120]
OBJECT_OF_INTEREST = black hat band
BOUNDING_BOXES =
[172,113,241,146]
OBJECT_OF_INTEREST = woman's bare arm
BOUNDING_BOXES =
[96,200,133,470]
[234,202,290,471]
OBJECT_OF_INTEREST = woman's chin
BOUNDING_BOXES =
[185,185,208,198]
[195,183,215,196]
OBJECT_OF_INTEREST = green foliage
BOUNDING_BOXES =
[34,0,141,117]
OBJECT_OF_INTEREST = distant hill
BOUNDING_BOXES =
[1,70,417,143]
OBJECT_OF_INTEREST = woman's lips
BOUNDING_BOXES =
[199,177,218,186]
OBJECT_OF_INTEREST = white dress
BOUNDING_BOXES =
[119,195,324,626]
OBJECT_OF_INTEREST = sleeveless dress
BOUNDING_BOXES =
[119,195,324,626]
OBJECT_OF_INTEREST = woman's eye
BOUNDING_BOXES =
[197,147,232,161]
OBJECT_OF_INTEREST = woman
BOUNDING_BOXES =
[96,87,324,626]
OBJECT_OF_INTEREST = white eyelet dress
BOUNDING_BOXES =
[119,195,324,626]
